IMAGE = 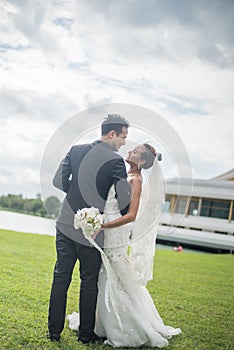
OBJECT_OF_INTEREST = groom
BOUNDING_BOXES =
[47,114,131,343]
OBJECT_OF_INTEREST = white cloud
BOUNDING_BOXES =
[0,0,233,196]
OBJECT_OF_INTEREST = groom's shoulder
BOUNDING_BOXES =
[70,142,94,153]
[71,141,123,161]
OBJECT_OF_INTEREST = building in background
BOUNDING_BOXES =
[212,168,234,181]
[158,169,234,253]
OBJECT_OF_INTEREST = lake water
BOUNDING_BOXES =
[0,211,202,253]
[0,210,56,236]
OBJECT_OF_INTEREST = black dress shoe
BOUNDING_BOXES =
[78,334,106,344]
[46,332,61,341]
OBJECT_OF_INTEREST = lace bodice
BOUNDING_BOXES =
[103,185,132,251]
[104,185,121,219]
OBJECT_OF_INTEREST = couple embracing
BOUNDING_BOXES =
[47,114,181,348]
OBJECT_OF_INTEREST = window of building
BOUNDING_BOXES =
[200,199,230,219]
[188,198,199,216]
[231,204,234,221]
[163,195,171,212]
[174,196,187,214]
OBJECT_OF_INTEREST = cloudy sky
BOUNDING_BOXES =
[0,0,234,198]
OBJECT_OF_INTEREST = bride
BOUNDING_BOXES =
[67,143,181,348]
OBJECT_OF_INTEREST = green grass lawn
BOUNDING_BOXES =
[0,229,233,350]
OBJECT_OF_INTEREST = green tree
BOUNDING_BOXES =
[0,194,23,211]
[44,196,61,218]
[0,194,48,217]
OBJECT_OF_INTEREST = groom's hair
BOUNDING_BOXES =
[101,114,130,136]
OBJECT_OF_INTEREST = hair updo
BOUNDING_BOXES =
[140,144,157,169]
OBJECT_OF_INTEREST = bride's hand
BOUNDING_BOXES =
[92,228,101,240]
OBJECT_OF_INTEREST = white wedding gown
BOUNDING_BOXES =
[67,186,181,348]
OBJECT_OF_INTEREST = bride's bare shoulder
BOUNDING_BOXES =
[128,174,143,187]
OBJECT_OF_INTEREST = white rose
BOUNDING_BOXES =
[88,207,98,218]
[97,213,103,222]
[74,212,82,230]
[74,219,80,230]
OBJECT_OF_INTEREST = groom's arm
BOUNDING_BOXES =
[53,148,72,193]
[112,158,131,216]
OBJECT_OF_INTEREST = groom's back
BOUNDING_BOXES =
[68,141,123,212]
[55,140,130,245]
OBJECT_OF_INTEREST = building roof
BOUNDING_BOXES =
[212,168,234,181]
[165,178,234,200]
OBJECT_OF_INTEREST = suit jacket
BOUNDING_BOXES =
[53,140,131,246]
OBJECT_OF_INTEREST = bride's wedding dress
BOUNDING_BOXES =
[67,184,181,348]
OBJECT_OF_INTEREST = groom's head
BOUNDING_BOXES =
[101,114,130,151]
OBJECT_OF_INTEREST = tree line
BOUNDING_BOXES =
[0,194,61,218]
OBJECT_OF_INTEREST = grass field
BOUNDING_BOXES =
[0,229,233,349]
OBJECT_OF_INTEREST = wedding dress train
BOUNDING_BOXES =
[67,185,181,348]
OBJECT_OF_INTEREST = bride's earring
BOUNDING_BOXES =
[137,164,141,170]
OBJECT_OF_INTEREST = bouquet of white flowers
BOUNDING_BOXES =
[74,207,104,239]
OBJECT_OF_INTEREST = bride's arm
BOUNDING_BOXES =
[102,177,142,229]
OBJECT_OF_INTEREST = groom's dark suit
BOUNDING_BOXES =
[48,140,130,341]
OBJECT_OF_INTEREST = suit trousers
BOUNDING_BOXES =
[48,229,102,338]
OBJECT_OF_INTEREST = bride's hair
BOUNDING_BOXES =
[141,143,157,169]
